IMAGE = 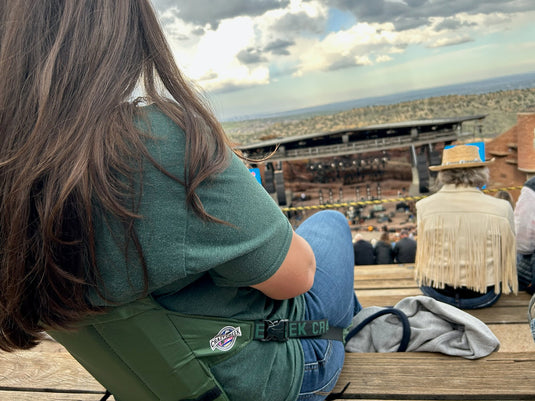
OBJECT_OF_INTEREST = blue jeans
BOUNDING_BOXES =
[420,285,501,309]
[295,211,362,401]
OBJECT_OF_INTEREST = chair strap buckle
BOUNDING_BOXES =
[262,319,289,342]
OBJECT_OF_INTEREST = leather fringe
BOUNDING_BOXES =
[415,214,517,294]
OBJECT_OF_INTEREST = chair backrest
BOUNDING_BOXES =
[48,298,254,401]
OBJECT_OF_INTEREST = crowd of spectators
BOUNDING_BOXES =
[353,228,416,265]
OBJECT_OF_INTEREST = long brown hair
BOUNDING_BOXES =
[0,0,231,351]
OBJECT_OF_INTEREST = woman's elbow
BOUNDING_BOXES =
[251,232,316,300]
[278,254,316,299]
[302,258,316,292]
[252,255,316,300]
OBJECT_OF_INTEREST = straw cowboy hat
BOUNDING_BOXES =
[429,144,495,171]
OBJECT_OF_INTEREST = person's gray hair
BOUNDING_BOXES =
[353,233,363,243]
[437,166,489,188]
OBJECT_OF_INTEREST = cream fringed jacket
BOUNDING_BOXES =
[415,184,517,294]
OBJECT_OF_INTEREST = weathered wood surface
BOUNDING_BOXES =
[0,263,533,400]
[0,349,103,392]
[353,264,535,352]
[0,392,107,401]
[0,344,114,400]
[334,352,535,400]
[331,264,535,400]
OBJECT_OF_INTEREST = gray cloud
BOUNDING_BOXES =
[434,18,476,32]
[237,48,268,64]
[154,0,535,30]
[152,0,290,29]
[236,40,294,65]
[427,36,474,48]
[321,0,535,30]
[191,27,205,36]
[327,55,368,71]
[404,0,427,7]
[325,0,407,25]
[328,58,357,71]
[199,71,218,81]
[271,11,326,35]
[264,39,295,56]
[209,81,261,94]
[391,16,431,31]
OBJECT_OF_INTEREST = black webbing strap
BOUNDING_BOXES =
[253,319,345,342]
[101,386,223,401]
[184,387,224,401]
[345,307,411,352]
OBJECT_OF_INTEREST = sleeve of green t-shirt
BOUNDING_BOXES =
[185,152,293,287]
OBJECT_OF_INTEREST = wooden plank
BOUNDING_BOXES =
[494,292,532,306]
[356,288,423,307]
[355,264,532,304]
[489,324,535,353]
[355,283,531,305]
[357,264,416,270]
[356,278,418,289]
[355,265,415,278]
[355,294,530,324]
[355,297,529,332]
[0,351,105,393]
[333,352,535,399]
[0,391,113,400]
[32,338,69,353]
[470,306,528,324]
[354,264,533,329]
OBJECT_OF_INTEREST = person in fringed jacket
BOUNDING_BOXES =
[415,145,517,309]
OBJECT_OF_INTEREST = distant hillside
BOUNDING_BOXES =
[223,87,535,146]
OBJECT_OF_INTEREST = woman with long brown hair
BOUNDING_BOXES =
[0,0,235,351]
[0,1,360,400]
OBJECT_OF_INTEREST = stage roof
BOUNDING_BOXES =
[236,114,486,162]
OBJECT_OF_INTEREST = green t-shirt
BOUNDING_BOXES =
[90,105,304,401]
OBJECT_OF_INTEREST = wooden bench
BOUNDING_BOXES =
[331,264,535,400]
[1,264,534,400]
[0,342,110,400]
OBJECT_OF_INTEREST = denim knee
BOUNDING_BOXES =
[317,210,348,224]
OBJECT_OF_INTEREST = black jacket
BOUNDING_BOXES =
[354,240,376,265]
[374,241,394,264]
[393,237,417,263]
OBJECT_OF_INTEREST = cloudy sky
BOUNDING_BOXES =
[151,0,535,120]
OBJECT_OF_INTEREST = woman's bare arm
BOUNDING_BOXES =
[251,231,316,300]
